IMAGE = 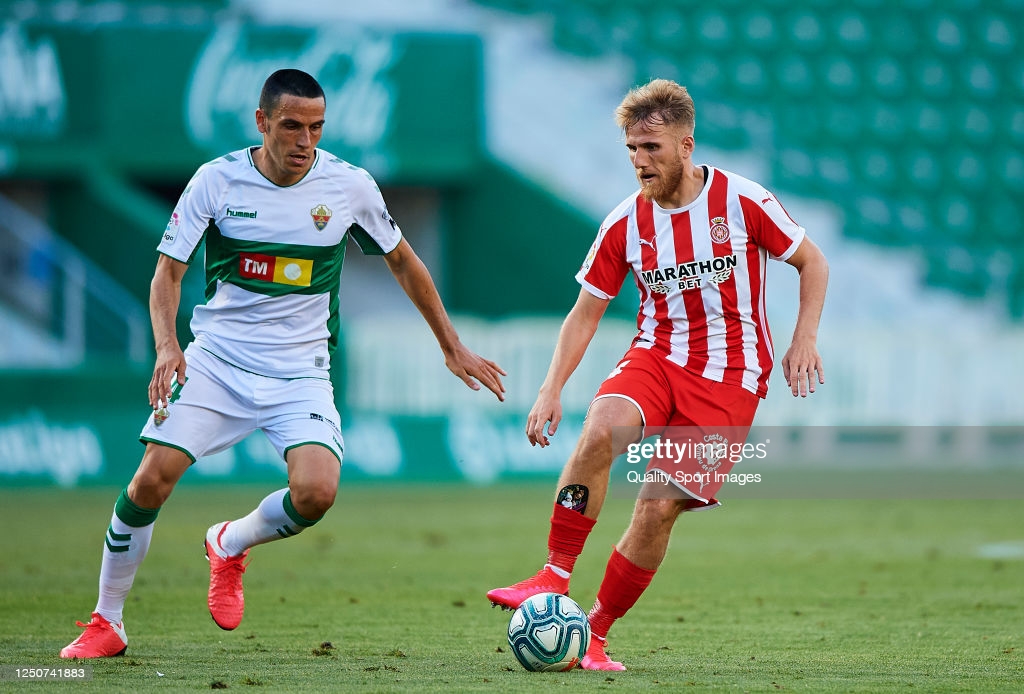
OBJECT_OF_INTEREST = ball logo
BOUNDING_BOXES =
[709,217,730,244]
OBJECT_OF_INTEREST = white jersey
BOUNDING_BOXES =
[158,147,402,378]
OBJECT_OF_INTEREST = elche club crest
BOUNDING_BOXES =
[311,204,332,231]
[709,217,730,244]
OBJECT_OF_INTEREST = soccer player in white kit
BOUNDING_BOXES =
[487,79,828,670]
[61,69,506,658]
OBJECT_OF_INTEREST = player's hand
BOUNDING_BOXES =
[781,336,824,397]
[149,345,187,409]
[526,390,562,447]
[444,343,507,401]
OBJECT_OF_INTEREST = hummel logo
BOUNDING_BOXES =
[226,207,258,218]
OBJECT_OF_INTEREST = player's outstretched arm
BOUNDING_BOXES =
[384,238,506,401]
[527,289,610,447]
[782,237,829,397]
[148,254,189,409]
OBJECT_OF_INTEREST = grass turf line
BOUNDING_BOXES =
[0,482,1021,692]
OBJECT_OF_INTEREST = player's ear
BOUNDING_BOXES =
[255,108,267,134]
[680,133,695,156]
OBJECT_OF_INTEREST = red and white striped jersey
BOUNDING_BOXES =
[576,167,805,398]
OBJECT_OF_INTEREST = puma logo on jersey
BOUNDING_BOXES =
[608,360,631,379]
[638,238,657,251]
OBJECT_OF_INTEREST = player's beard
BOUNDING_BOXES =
[638,157,685,206]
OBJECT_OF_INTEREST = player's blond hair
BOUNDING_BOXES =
[615,79,695,134]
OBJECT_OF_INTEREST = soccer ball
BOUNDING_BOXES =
[507,592,591,672]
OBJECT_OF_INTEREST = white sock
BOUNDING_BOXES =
[94,495,157,625]
[217,489,317,557]
[545,563,571,579]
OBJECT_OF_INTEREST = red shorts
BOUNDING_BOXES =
[594,345,760,506]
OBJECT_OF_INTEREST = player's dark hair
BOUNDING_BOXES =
[259,69,325,115]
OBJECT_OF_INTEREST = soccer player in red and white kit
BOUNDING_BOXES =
[487,79,828,670]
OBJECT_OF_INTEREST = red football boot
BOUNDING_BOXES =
[580,634,625,671]
[205,522,249,630]
[486,565,569,611]
[60,613,128,658]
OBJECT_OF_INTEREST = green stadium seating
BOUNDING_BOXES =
[472,0,1024,316]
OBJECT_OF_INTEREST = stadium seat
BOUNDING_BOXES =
[868,57,907,99]
[913,57,953,99]
[961,58,1000,99]
[739,11,778,53]
[930,13,966,54]
[695,9,731,49]
[831,11,871,53]
[787,12,826,53]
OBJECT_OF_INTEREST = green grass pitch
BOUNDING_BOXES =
[1,480,1021,692]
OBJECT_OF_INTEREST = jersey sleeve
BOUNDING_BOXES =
[347,169,403,256]
[575,215,630,300]
[157,164,218,264]
[743,187,806,262]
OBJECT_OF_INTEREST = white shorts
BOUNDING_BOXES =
[139,343,344,464]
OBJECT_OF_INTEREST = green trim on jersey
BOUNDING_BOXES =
[327,284,342,360]
[349,223,390,256]
[203,224,348,300]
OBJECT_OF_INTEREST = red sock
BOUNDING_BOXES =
[587,547,657,639]
[546,503,596,574]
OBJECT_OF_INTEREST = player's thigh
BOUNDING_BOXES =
[261,377,344,474]
[285,444,341,494]
[578,395,645,459]
[593,346,674,432]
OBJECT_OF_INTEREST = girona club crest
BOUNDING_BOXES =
[311,204,332,231]
[709,217,730,244]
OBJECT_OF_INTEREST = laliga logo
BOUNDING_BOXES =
[185,23,396,155]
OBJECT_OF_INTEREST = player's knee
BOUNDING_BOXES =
[634,496,686,526]
[290,482,337,520]
[126,472,172,509]
[129,444,191,508]
[128,465,178,508]
[578,419,641,462]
